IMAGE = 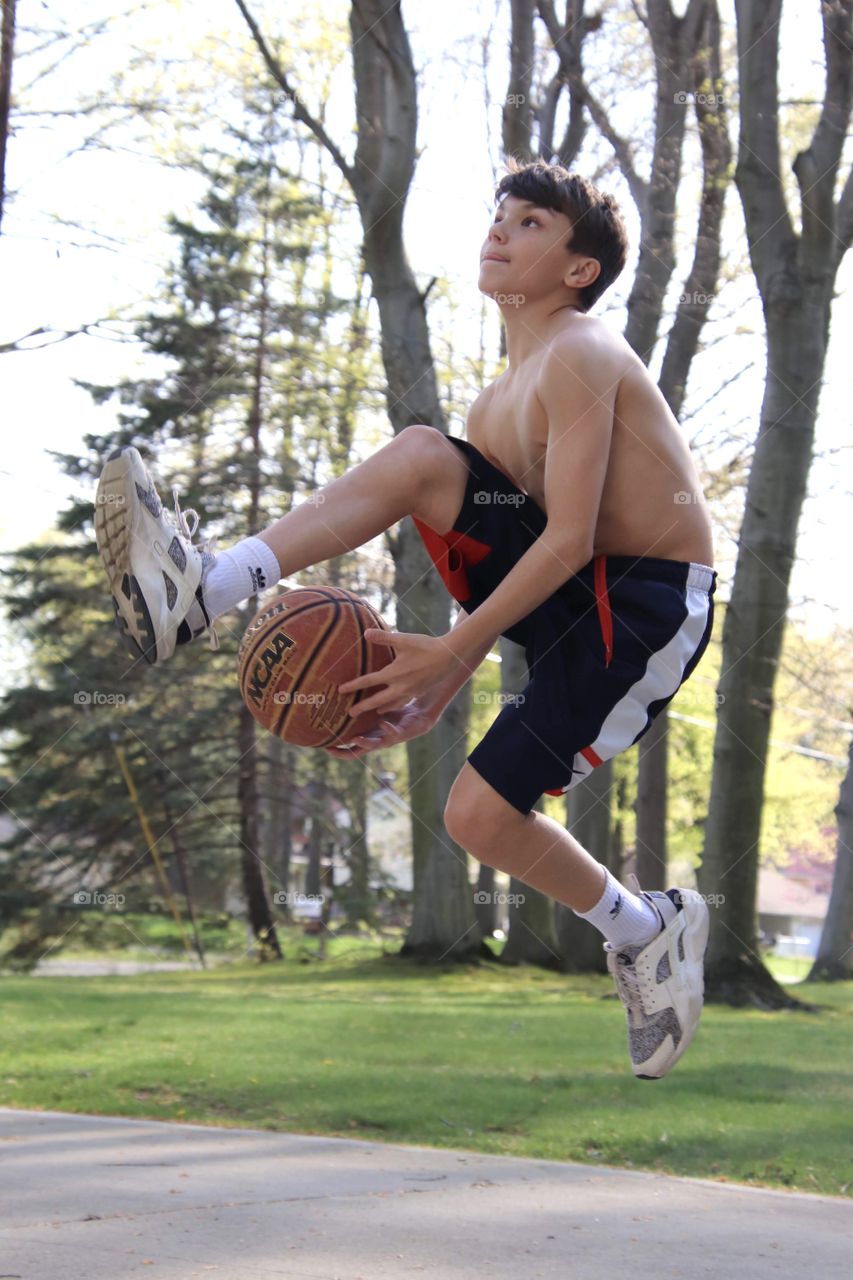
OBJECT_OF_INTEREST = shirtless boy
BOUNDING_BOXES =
[94,159,718,1080]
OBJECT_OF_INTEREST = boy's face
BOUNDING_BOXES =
[479,193,594,301]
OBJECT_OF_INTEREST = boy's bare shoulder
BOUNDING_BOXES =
[536,315,636,399]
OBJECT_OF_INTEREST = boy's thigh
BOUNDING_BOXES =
[408,428,473,538]
[411,435,548,647]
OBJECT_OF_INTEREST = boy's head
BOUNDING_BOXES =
[480,157,629,312]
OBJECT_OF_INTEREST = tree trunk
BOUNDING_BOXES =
[0,0,16,237]
[635,714,667,891]
[343,781,374,930]
[237,0,481,961]
[700,0,851,1008]
[350,1,481,960]
[638,0,730,883]
[236,193,280,958]
[238,701,281,959]
[556,760,615,973]
[808,734,853,981]
[540,0,722,891]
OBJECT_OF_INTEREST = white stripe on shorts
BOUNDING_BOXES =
[561,569,714,793]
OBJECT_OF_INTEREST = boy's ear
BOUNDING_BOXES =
[564,256,600,290]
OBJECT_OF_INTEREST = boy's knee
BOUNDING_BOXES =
[444,763,526,848]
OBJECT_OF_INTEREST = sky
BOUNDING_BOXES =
[0,0,850,650]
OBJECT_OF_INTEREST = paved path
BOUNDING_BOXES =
[1,1108,850,1279]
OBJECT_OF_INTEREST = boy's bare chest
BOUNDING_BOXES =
[465,376,550,511]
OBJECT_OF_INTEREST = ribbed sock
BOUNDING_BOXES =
[573,865,663,949]
[202,536,281,620]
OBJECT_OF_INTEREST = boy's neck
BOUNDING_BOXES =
[500,298,585,369]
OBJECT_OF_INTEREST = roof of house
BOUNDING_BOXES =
[758,864,831,920]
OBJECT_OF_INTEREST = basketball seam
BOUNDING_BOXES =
[238,587,388,747]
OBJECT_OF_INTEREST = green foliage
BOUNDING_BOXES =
[1,83,385,954]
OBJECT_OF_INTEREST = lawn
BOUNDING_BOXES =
[1,936,851,1199]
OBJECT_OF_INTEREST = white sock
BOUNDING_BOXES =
[202,536,281,620]
[573,865,662,949]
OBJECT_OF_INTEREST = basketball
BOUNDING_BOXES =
[236,586,396,747]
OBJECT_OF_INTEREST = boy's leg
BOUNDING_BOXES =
[445,764,660,936]
[445,763,709,1081]
[255,426,468,577]
[95,426,468,665]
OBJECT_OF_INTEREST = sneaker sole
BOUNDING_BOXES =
[635,891,710,1079]
[94,447,199,665]
[95,449,159,664]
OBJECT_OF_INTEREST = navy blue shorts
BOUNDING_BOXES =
[412,435,718,817]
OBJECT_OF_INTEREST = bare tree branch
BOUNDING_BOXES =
[538,0,648,208]
[233,0,354,188]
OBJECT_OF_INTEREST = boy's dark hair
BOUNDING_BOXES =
[494,157,629,312]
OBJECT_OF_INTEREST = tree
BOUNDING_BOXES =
[0,0,15,235]
[807,730,853,981]
[235,0,481,961]
[698,0,852,1006]
[538,0,732,898]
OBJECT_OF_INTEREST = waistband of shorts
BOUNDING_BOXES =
[575,554,717,595]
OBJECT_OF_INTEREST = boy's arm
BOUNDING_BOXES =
[444,335,618,664]
[420,607,495,720]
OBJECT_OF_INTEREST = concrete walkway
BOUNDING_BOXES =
[0,1108,850,1279]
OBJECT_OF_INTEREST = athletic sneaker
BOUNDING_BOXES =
[604,872,710,1080]
[94,445,218,665]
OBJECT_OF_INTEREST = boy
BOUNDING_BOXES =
[95,159,717,1080]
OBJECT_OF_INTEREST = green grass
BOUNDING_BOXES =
[1,938,851,1199]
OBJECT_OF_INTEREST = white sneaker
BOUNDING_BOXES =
[604,873,710,1080]
[94,446,218,665]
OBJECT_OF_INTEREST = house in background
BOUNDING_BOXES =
[757,849,834,960]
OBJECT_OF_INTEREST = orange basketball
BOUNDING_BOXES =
[236,586,396,747]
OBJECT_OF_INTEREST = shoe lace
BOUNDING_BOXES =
[170,485,220,653]
[612,952,644,1009]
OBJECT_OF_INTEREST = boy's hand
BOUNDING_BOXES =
[337,630,459,717]
[324,697,439,758]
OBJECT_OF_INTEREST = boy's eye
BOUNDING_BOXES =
[493,215,540,227]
